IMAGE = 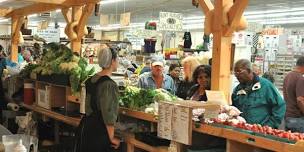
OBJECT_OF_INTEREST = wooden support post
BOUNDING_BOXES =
[198,0,248,102]
[11,16,24,62]
[70,6,82,53]
[211,33,232,100]
[70,4,94,53]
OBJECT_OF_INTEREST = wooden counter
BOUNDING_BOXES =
[21,103,81,127]
[119,107,158,123]
[21,105,304,152]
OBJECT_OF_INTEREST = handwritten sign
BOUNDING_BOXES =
[206,90,227,105]
[158,12,183,31]
[34,27,60,42]
[158,102,192,145]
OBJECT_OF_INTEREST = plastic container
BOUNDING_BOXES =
[13,140,27,152]
[2,135,38,152]
[24,83,34,105]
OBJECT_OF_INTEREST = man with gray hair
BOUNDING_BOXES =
[283,56,304,132]
[232,59,286,128]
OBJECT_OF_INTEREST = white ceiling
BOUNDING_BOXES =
[1,0,304,29]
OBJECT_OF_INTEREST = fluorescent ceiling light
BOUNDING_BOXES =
[0,19,9,23]
[93,22,145,30]
[0,0,9,3]
[28,14,37,18]
[244,7,304,15]
[101,0,125,5]
[262,20,304,25]
[245,11,304,19]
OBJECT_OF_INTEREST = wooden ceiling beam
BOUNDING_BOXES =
[0,8,12,17]
[77,4,95,39]
[224,0,248,36]
[15,0,67,5]
[198,0,214,14]
[5,0,100,17]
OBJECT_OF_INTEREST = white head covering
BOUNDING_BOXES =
[98,48,112,68]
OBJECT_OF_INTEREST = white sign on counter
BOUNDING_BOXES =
[158,102,192,145]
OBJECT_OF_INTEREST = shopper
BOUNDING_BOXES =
[0,46,7,108]
[232,59,286,129]
[168,63,181,89]
[139,59,151,75]
[75,48,120,152]
[17,46,24,63]
[138,56,175,93]
[283,56,304,132]
[176,56,200,99]
[262,71,275,83]
[252,64,262,76]
[187,65,211,101]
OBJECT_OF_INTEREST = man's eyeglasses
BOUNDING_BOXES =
[233,69,247,75]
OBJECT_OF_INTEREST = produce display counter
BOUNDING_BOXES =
[193,125,304,152]
[20,104,304,152]
[119,107,158,123]
[120,108,304,152]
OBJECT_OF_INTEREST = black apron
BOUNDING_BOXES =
[74,76,113,152]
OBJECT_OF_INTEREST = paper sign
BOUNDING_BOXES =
[206,90,227,105]
[158,102,192,145]
[120,12,131,26]
[130,29,159,39]
[109,14,116,24]
[34,27,60,42]
[100,14,109,26]
[37,21,49,30]
[158,12,183,31]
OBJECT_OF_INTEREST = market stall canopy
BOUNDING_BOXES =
[0,0,100,17]
[0,0,101,62]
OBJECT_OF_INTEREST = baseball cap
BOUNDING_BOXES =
[151,56,165,67]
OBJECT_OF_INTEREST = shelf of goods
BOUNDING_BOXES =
[274,54,295,90]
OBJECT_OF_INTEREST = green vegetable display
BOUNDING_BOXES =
[32,43,95,93]
[19,64,39,78]
[120,86,178,110]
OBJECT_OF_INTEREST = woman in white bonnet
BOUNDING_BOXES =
[77,47,120,152]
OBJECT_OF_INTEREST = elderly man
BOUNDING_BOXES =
[232,59,286,128]
[138,56,175,93]
[283,56,304,132]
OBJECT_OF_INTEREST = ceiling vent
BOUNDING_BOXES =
[39,12,51,18]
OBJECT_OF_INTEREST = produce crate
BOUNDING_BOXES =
[37,74,70,86]
[50,74,70,86]
[37,74,52,83]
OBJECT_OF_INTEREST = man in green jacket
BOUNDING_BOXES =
[232,59,286,129]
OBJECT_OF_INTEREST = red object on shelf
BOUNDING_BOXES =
[24,83,35,105]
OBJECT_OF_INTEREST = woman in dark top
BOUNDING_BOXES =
[187,65,211,101]
[81,48,120,151]
[168,63,181,89]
